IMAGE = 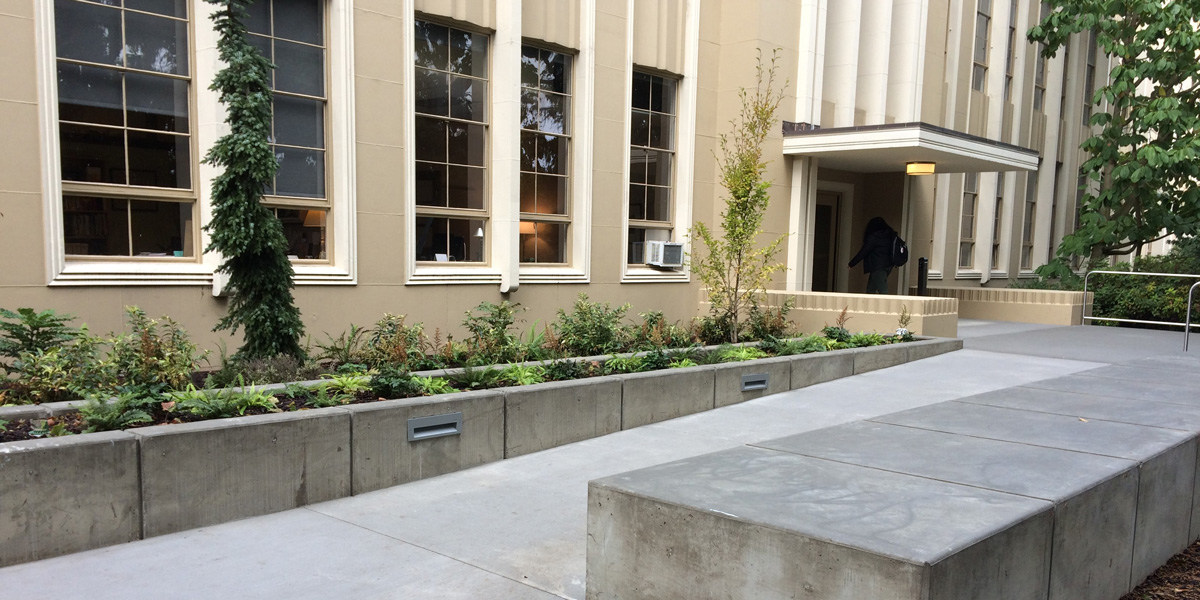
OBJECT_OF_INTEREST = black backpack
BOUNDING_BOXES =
[891,233,909,266]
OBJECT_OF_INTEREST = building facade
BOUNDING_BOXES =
[0,0,1100,347]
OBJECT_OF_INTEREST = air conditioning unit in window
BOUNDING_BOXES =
[645,241,685,268]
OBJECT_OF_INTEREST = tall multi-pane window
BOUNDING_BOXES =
[627,71,676,265]
[972,0,991,92]
[1021,171,1038,270]
[245,0,329,260]
[519,46,571,264]
[413,21,488,263]
[1003,0,1016,100]
[960,173,979,268]
[1082,31,1098,126]
[1033,1,1048,111]
[56,0,194,257]
[991,176,1004,267]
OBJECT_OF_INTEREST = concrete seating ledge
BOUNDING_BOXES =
[0,337,961,568]
[586,353,1200,600]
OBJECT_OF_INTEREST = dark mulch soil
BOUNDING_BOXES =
[1123,540,1200,600]
[0,413,87,443]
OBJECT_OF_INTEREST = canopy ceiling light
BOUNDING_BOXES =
[906,162,936,176]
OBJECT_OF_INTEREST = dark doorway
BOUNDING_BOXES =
[812,192,839,292]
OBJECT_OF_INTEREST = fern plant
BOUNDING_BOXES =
[79,393,153,433]
[499,364,546,386]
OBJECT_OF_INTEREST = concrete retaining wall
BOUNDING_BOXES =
[347,390,504,494]
[0,338,953,567]
[0,431,140,567]
[134,408,352,538]
[618,366,715,428]
[504,378,621,458]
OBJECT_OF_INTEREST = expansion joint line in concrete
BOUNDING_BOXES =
[300,507,570,599]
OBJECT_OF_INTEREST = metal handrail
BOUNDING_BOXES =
[1081,271,1200,349]
[1187,281,1200,352]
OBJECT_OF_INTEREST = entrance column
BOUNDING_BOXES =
[786,156,819,291]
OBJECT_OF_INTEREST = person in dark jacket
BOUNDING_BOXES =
[849,217,895,294]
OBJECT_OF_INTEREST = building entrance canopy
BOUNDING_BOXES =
[781,121,1039,174]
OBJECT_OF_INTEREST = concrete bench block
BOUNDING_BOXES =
[712,357,791,408]
[789,351,853,389]
[1078,365,1200,389]
[757,421,1139,600]
[1026,374,1198,406]
[905,337,963,361]
[959,386,1200,433]
[346,390,503,494]
[0,431,140,567]
[588,446,1053,600]
[618,366,714,429]
[134,408,351,537]
[504,378,620,458]
[852,344,909,374]
[874,401,1196,590]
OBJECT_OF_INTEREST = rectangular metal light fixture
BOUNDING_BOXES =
[906,162,936,176]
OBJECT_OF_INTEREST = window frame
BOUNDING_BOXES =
[517,43,573,267]
[971,0,991,93]
[1021,170,1038,271]
[37,0,358,286]
[991,174,1004,270]
[959,172,979,270]
[626,69,678,268]
[248,0,335,264]
[54,0,201,263]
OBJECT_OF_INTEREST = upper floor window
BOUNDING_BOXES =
[519,46,571,264]
[972,0,991,92]
[56,0,195,258]
[245,0,330,261]
[960,172,979,269]
[627,71,676,265]
[412,20,488,263]
[1021,170,1037,270]
[1033,1,1048,111]
[1083,30,1098,126]
[1003,0,1016,101]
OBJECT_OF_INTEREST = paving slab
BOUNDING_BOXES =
[310,424,743,600]
[1077,364,1200,389]
[588,446,1054,600]
[1121,355,1200,373]
[1024,374,1200,407]
[874,401,1196,585]
[0,509,559,600]
[755,421,1138,600]
[958,386,1200,432]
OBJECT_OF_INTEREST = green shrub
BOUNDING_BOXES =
[821,325,852,343]
[639,348,673,371]
[846,332,888,348]
[602,355,644,374]
[716,346,768,362]
[79,392,154,433]
[499,364,546,386]
[744,298,794,341]
[0,308,80,369]
[370,365,422,399]
[1086,243,1200,328]
[553,295,631,356]
[447,365,501,390]
[314,324,367,369]
[463,302,524,364]
[170,380,279,419]
[690,314,733,346]
[543,359,588,381]
[362,314,445,370]
[207,352,326,388]
[105,307,206,392]
[631,311,689,350]
[411,376,455,395]
[6,332,108,404]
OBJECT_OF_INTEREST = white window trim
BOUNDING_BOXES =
[520,0,595,285]
[36,0,357,287]
[620,0,698,284]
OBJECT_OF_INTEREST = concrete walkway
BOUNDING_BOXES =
[0,323,1192,599]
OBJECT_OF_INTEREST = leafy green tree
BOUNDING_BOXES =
[204,0,305,359]
[1030,0,1200,279]
[689,51,787,343]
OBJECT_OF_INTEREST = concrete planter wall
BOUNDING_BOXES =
[0,337,960,567]
[346,390,504,494]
